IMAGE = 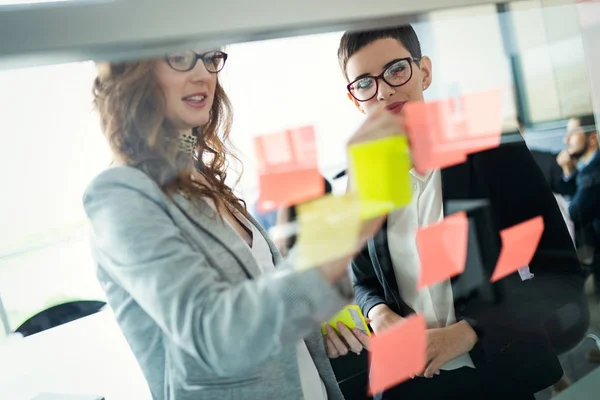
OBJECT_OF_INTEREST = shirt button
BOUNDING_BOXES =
[413,184,418,191]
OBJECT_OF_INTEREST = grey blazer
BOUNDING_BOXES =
[83,165,348,400]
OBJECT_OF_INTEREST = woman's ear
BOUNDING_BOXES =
[347,93,366,114]
[418,56,433,91]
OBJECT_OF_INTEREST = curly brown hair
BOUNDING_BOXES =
[92,59,246,217]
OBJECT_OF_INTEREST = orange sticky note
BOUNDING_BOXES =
[368,314,426,395]
[404,99,467,175]
[254,126,324,212]
[455,88,503,154]
[490,216,544,282]
[404,89,503,174]
[416,212,468,289]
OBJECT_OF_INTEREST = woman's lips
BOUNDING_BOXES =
[182,94,207,109]
[385,102,406,114]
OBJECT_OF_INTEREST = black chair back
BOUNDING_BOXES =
[14,300,107,337]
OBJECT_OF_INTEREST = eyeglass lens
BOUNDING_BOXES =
[348,59,412,101]
[166,51,227,72]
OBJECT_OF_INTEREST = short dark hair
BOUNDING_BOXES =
[337,25,422,81]
[572,114,597,135]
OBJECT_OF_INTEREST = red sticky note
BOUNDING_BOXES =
[368,314,426,395]
[254,126,324,212]
[416,212,468,289]
[404,89,503,174]
[490,216,544,282]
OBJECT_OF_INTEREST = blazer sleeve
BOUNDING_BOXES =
[350,241,387,318]
[556,172,578,197]
[568,180,600,231]
[83,167,348,378]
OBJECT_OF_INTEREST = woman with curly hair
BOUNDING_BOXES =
[83,49,391,399]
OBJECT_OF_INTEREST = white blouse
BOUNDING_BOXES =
[387,169,475,370]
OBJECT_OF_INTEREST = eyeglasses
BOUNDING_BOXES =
[346,57,420,102]
[165,50,228,73]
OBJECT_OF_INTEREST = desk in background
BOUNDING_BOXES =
[0,310,151,400]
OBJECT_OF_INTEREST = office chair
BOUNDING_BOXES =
[14,300,107,337]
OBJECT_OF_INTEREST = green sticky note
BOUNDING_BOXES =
[321,305,371,337]
[349,136,412,219]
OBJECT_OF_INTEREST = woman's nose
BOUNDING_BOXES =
[376,80,395,101]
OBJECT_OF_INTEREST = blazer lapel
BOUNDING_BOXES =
[171,193,262,278]
[244,211,285,266]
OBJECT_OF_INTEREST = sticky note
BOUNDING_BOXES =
[349,136,412,219]
[416,212,468,289]
[254,126,324,212]
[404,89,503,174]
[368,314,426,395]
[404,99,468,174]
[296,194,361,270]
[321,305,371,336]
[490,216,544,282]
[455,89,503,154]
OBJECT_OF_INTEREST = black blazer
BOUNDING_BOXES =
[530,149,562,193]
[351,138,586,394]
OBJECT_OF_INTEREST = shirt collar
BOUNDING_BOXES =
[410,168,434,183]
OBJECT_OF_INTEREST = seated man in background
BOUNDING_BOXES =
[555,115,600,362]
[339,25,587,399]
[556,115,600,266]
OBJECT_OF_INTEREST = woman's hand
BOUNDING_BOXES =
[324,321,371,358]
[318,213,384,283]
[418,321,478,378]
[367,304,405,334]
[346,105,405,148]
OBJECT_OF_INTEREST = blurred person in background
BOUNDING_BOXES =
[555,115,600,363]
[85,49,391,400]
[556,115,600,270]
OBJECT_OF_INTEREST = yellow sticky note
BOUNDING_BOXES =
[349,136,412,219]
[296,194,361,270]
[321,305,371,337]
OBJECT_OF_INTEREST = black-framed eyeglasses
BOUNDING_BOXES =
[347,57,420,102]
[165,50,228,73]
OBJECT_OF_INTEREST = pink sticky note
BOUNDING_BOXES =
[257,170,325,213]
[254,126,324,212]
[404,99,467,175]
[490,216,544,282]
[456,88,503,154]
[368,314,426,395]
[404,89,503,174]
[416,212,468,289]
